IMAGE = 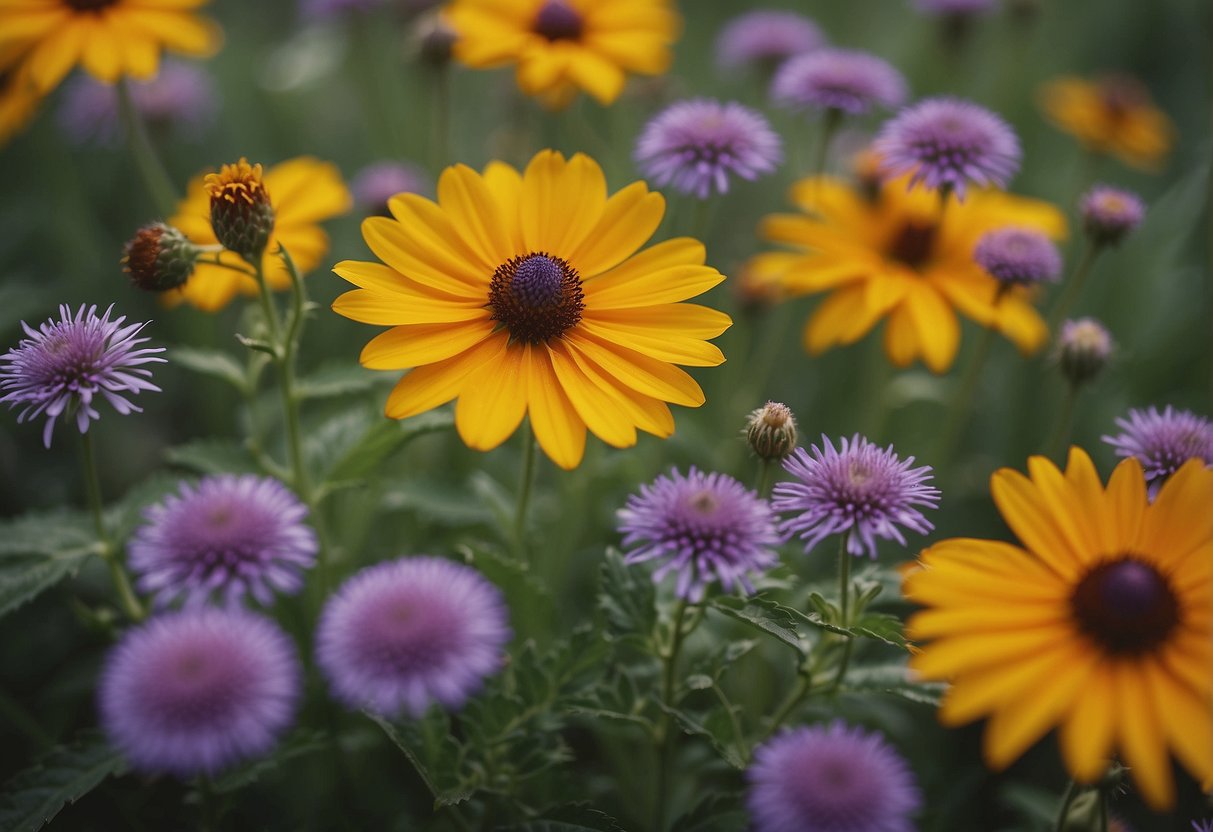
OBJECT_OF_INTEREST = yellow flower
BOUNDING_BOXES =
[904,448,1213,810]
[446,0,679,109]
[1039,75,1174,171]
[0,68,42,144]
[332,149,731,470]
[168,157,351,312]
[0,0,222,95]
[745,175,1066,373]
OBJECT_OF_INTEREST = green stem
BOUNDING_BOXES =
[80,432,144,622]
[654,599,692,832]
[830,535,855,692]
[754,458,776,498]
[431,64,451,173]
[812,109,843,177]
[934,324,997,466]
[1048,242,1101,331]
[514,422,538,562]
[765,672,811,739]
[1053,779,1078,832]
[1044,383,1079,461]
[115,78,178,217]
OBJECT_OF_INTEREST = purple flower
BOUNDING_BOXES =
[351,160,431,214]
[973,227,1062,287]
[1191,821,1213,832]
[1102,406,1213,492]
[715,11,825,73]
[772,49,908,117]
[316,557,511,717]
[634,99,782,199]
[1080,185,1145,247]
[617,467,781,602]
[0,304,165,448]
[912,0,998,14]
[98,607,300,777]
[129,475,318,608]
[875,97,1021,199]
[747,721,921,832]
[772,435,940,559]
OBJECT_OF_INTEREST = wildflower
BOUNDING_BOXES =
[904,448,1213,809]
[618,467,780,602]
[123,222,201,293]
[412,11,458,67]
[352,160,431,215]
[0,68,42,146]
[1103,406,1213,492]
[0,304,164,447]
[746,401,798,462]
[332,150,731,470]
[973,227,1062,289]
[129,475,318,608]
[98,607,300,777]
[715,10,825,74]
[206,158,276,264]
[747,721,921,832]
[315,557,510,717]
[634,99,782,199]
[1040,75,1174,170]
[1056,318,1113,388]
[772,49,907,117]
[1080,185,1145,247]
[1193,821,1213,832]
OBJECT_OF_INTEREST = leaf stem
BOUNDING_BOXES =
[115,78,178,217]
[654,599,693,832]
[1044,382,1079,461]
[514,422,538,563]
[1048,242,1101,330]
[830,535,855,692]
[80,431,144,622]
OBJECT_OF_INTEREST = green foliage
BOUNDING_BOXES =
[167,345,250,392]
[0,732,125,832]
[495,804,626,832]
[209,729,330,795]
[322,409,454,483]
[669,794,747,832]
[165,438,262,475]
[597,548,655,646]
[0,511,96,618]
[294,362,386,400]
[707,595,812,655]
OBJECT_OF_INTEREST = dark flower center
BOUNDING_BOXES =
[488,253,584,344]
[688,490,719,515]
[1071,557,1180,655]
[533,1,584,40]
[64,0,118,10]
[1098,76,1147,120]
[887,221,937,270]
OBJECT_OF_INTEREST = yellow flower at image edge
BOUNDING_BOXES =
[1039,75,1174,171]
[0,68,41,144]
[904,448,1213,809]
[169,157,352,311]
[0,0,222,95]
[332,150,732,470]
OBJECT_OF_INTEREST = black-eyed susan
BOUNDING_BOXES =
[0,0,222,96]
[0,68,41,144]
[1039,75,1174,171]
[332,150,731,470]
[168,157,351,312]
[745,173,1065,373]
[904,448,1213,810]
[445,0,679,109]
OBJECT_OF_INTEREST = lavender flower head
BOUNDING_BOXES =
[747,721,921,832]
[129,475,318,608]
[635,99,782,199]
[0,304,165,448]
[352,160,431,214]
[99,607,300,777]
[715,11,825,73]
[1192,821,1213,832]
[772,49,908,117]
[912,0,998,14]
[973,227,1062,287]
[316,557,511,717]
[617,467,781,602]
[1080,185,1145,247]
[1102,406,1213,492]
[772,435,940,558]
[875,97,1021,199]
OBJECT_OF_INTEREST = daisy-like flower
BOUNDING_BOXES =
[1039,75,1174,171]
[168,156,351,311]
[445,0,680,109]
[315,557,511,717]
[0,68,42,145]
[771,48,907,117]
[875,97,1021,200]
[129,475,318,608]
[617,467,780,602]
[973,227,1062,288]
[99,607,300,777]
[744,171,1065,372]
[1080,185,1145,247]
[715,10,825,74]
[352,160,431,215]
[773,435,940,559]
[0,0,222,96]
[0,304,164,447]
[332,150,731,470]
[634,99,782,199]
[746,721,921,832]
[1193,821,1213,832]
[904,448,1213,809]
[1103,406,1213,493]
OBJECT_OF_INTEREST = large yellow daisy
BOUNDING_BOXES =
[0,0,222,95]
[904,448,1213,810]
[332,150,731,470]
[0,67,41,144]
[168,157,351,312]
[1039,75,1174,171]
[446,0,679,109]
[745,174,1066,373]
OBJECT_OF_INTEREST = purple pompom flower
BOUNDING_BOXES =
[912,0,997,14]
[351,160,431,214]
[1102,406,1213,493]
[99,607,300,777]
[129,475,318,608]
[715,10,825,73]
[617,467,781,602]
[772,49,908,117]
[0,304,165,448]
[747,721,921,832]
[773,435,940,559]
[973,226,1062,287]
[316,557,511,717]
[875,97,1021,199]
[1080,185,1145,247]
[634,99,782,199]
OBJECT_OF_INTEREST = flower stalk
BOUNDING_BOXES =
[115,78,179,217]
[80,431,145,622]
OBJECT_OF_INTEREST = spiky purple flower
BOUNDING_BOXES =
[772,49,907,117]
[129,475,318,608]
[634,99,782,199]
[0,304,165,448]
[715,11,825,73]
[617,467,781,602]
[912,0,997,14]
[875,97,1021,199]
[316,557,510,717]
[747,721,921,832]
[1191,820,1213,832]
[352,160,431,214]
[1080,185,1145,247]
[973,227,1062,287]
[98,607,300,777]
[773,435,940,559]
[1102,406,1213,492]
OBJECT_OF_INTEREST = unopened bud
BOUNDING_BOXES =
[1080,185,1144,248]
[746,401,798,461]
[122,222,200,292]
[1057,318,1113,387]
[205,158,274,264]
[413,11,457,67]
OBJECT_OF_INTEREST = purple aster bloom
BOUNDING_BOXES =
[351,160,431,214]
[617,467,781,602]
[1080,185,1145,247]
[0,304,164,448]
[316,557,511,717]
[772,49,908,117]
[747,721,921,832]
[1102,406,1213,493]
[634,99,782,199]
[772,435,940,559]
[98,607,300,777]
[875,97,1021,200]
[913,0,998,13]
[1192,821,1213,832]
[973,226,1062,287]
[129,475,318,608]
[715,11,826,73]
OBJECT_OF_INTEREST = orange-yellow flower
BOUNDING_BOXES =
[1039,75,1174,171]
[0,67,41,144]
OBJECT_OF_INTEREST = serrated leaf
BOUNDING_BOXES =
[495,804,626,832]
[368,711,472,808]
[655,702,745,769]
[168,345,248,391]
[0,555,90,618]
[851,612,908,649]
[708,596,807,656]
[326,410,454,482]
[104,472,188,543]
[165,439,262,476]
[670,793,746,832]
[842,663,945,706]
[382,482,494,526]
[0,511,93,559]
[209,728,329,794]
[0,731,125,832]
[295,363,386,400]
[597,548,656,643]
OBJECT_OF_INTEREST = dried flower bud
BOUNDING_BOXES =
[205,158,274,264]
[746,401,798,461]
[123,222,200,292]
[1057,318,1113,387]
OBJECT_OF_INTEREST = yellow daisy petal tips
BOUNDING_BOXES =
[1039,75,1175,171]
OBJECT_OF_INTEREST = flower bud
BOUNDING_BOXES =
[1057,318,1113,387]
[746,401,798,461]
[122,222,200,292]
[205,158,274,264]
[413,12,457,67]
[1080,185,1144,248]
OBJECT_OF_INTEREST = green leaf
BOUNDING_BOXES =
[295,363,387,400]
[326,410,454,482]
[0,555,90,618]
[597,548,655,643]
[670,793,746,832]
[166,439,261,476]
[708,596,807,656]
[654,702,745,769]
[104,473,189,543]
[842,662,945,706]
[382,482,494,527]
[369,711,472,808]
[0,731,125,832]
[851,612,908,649]
[495,804,626,832]
[167,345,248,391]
[209,729,329,794]
[0,511,98,618]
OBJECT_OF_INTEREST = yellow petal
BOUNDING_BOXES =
[332,288,488,326]
[905,284,959,374]
[568,181,665,277]
[565,330,703,407]
[1059,662,1117,783]
[990,464,1084,579]
[584,303,731,339]
[575,318,724,367]
[364,209,487,296]
[1103,456,1146,547]
[522,346,586,470]
[384,331,509,420]
[1116,662,1175,810]
[547,341,637,448]
[1144,659,1213,788]
[454,344,528,451]
[520,150,607,255]
[1142,459,1213,564]
[583,264,724,309]
[359,320,494,370]
[437,163,515,269]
